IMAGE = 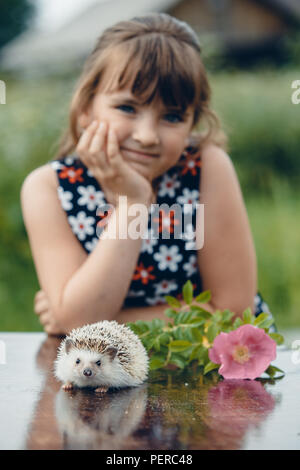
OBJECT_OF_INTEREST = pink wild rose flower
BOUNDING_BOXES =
[208,324,277,380]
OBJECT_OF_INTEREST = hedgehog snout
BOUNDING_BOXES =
[83,368,93,377]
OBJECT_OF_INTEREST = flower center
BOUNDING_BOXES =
[232,344,251,364]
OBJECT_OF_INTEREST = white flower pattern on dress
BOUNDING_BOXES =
[68,211,95,241]
[77,185,106,212]
[145,296,168,306]
[179,223,196,251]
[51,161,64,171]
[158,173,181,198]
[153,245,183,272]
[127,290,146,298]
[141,228,158,254]
[84,237,99,252]
[183,254,198,277]
[153,279,178,296]
[57,187,73,210]
[176,188,199,214]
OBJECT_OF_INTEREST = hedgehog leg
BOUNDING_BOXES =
[94,386,109,394]
[62,382,74,391]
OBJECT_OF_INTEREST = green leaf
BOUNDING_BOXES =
[254,313,271,327]
[182,280,194,304]
[264,365,285,378]
[169,354,186,369]
[189,344,205,362]
[207,323,219,343]
[159,332,171,346]
[233,317,243,328]
[204,361,220,375]
[152,318,165,330]
[221,309,234,323]
[258,319,276,330]
[242,307,254,324]
[165,295,181,309]
[190,306,212,319]
[269,332,285,345]
[212,310,223,322]
[164,308,178,319]
[143,337,156,351]
[190,327,204,342]
[187,319,206,329]
[195,290,211,304]
[197,347,209,365]
[169,340,192,352]
[149,356,166,370]
[153,337,161,352]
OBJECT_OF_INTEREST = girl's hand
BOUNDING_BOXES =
[34,290,66,336]
[76,121,154,207]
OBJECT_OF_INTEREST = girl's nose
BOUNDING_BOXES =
[132,117,160,146]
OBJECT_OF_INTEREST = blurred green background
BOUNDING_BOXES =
[0,65,299,332]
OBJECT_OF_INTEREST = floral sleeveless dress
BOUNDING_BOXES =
[49,150,276,332]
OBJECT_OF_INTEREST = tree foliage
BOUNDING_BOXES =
[0,0,35,50]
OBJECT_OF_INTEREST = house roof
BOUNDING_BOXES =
[256,0,300,26]
[1,0,299,73]
[0,0,181,73]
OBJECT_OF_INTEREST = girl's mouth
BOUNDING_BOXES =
[121,147,160,160]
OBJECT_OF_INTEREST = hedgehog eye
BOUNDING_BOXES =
[76,358,80,365]
[96,360,101,367]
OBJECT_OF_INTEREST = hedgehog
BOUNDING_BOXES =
[54,320,149,393]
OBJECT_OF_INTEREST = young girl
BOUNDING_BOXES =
[21,13,275,336]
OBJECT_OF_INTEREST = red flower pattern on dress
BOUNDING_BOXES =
[133,262,156,285]
[153,209,180,234]
[59,166,84,184]
[181,154,202,177]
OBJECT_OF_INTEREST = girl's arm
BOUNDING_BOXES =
[21,164,152,333]
[196,144,257,317]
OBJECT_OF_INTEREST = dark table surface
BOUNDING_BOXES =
[0,331,299,450]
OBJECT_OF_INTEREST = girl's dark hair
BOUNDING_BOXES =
[55,12,227,160]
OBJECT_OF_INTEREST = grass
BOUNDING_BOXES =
[246,176,300,330]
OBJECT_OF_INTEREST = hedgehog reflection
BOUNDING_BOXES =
[55,385,147,450]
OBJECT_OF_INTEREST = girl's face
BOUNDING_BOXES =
[80,87,195,181]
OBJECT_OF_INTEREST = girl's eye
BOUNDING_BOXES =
[164,113,183,123]
[96,360,101,367]
[76,358,80,364]
[116,104,135,114]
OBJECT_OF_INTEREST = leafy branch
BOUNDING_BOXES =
[126,280,284,379]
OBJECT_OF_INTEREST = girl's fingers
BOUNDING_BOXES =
[34,289,44,302]
[89,121,108,166]
[39,311,50,327]
[76,120,98,153]
[34,299,50,315]
[107,127,121,164]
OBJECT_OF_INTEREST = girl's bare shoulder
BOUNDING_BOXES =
[21,162,58,195]
[20,162,62,230]
[201,143,231,167]
[199,143,237,190]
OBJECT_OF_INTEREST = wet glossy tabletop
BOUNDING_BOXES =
[0,332,299,450]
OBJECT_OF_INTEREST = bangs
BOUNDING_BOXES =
[99,36,201,113]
